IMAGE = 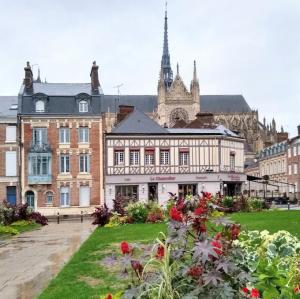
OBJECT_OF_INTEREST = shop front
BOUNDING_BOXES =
[105,173,246,207]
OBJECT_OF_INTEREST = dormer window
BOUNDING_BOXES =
[79,100,88,113]
[35,100,45,112]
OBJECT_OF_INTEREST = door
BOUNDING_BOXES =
[79,186,90,207]
[25,191,35,208]
[6,186,16,205]
[148,183,158,202]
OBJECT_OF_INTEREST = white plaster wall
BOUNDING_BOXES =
[139,184,148,202]
[157,183,177,206]
[198,182,221,195]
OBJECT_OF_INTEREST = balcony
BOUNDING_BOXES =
[29,142,51,153]
[28,174,52,185]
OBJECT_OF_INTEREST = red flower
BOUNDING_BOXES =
[194,207,206,216]
[131,260,143,276]
[250,288,260,298]
[169,206,183,222]
[120,241,130,254]
[202,192,212,199]
[176,199,185,211]
[156,245,164,259]
[294,286,300,294]
[187,265,202,278]
[199,223,207,233]
[231,224,240,240]
[211,240,222,255]
[242,287,249,294]
[106,294,113,299]
[215,232,222,240]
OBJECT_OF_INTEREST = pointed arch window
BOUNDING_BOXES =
[79,100,88,113]
[35,100,45,112]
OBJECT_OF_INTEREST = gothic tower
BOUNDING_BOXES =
[157,7,200,127]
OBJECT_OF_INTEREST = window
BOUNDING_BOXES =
[130,150,139,165]
[28,154,51,176]
[289,164,292,175]
[33,128,47,146]
[115,185,138,202]
[294,164,298,175]
[78,127,89,143]
[79,100,88,113]
[179,150,189,166]
[288,148,291,158]
[160,150,169,165]
[230,153,235,171]
[6,151,16,176]
[6,126,16,142]
[145,149,155,165]
[114,150,124,166]
[79,154,90,172]
[60,155,70,173]
[35,100,45,112]
[59,128,70,144]
[45,192,53,204]
[60,187,70,206]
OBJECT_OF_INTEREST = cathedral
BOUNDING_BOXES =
[104,9,285,155]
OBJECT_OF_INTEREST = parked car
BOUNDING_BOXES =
[272,197,289,204]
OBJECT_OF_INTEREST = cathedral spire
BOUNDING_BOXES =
[160,2,173,88]
[193,60,197,81]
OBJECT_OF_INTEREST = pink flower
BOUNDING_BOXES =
[250,288,260,298]
[294,286,300,294]
[242,287,249,294]
[156,245,164,259]
[211,240,222,255]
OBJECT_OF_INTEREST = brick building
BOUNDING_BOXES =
[19,62,104,215]
[287,126,300,200]
[0,96,19,205]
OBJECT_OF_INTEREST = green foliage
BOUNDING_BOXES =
[0,225,19,235]
[104,212,122,227]
[221,196,234,208]
[10,220,32,226]
[125,202,148,223]
[248,197,264,211]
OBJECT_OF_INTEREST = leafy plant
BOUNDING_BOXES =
[30,212,48,226]
[221,196,234,208]
[0,225,19,235]
[10,220,32,226]
[113,194,126,216]
[125,202,148,223]
[248,197,264,211]
[92,204,110,226]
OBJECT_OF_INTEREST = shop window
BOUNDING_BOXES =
[115,185,138,203]
[130,150,139,165]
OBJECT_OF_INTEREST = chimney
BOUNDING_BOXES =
[298,125,300,136]
[90,61,100,94]
[23,61,33,91]
[117,105,134,124]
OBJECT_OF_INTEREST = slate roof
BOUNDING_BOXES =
[100,94,251,113]
[0,96,18,118]
[111,109,168,134]
[23,83,103,96]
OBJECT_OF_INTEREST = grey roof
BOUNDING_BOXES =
[23,83,103,96]
[112,109,168,134]
[0,96,18,118]
[100,94,251,114]
[201,95,251,113]
[167,125,239,137]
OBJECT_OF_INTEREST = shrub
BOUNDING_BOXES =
[125,202,148,223]
[10,220,32,226]
[248,197,264,211]
[0,225,19,235]
[221,196,234,208]
[104,212,122,227]
[30,212,48,226]
[113,194,126,216]
[92,204,110,226]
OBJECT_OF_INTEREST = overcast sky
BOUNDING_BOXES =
[0,0,299,135]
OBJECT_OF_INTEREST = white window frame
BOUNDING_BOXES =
[33,128,47,146]
[145,153,155,165]
[60,187,70,207]
[6,126,16,143]
[79,154,90,173]
[29,154,51,176]
[60,155,70,173]
[179,152,189,166]
[59,128,70,144]
[288,164,292,175]
[79,100,88,113]
[78,127,89,143]
[35,100,45,112]
[294,164,298,175]
[6,151,17,176]
[160,150,170,165]
[130,150,140,166]
[114,150,124,166]
[45,192,53,204]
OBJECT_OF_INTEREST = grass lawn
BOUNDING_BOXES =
[39,210,300,299]
[39,223,166,299]
[230,210,300,239]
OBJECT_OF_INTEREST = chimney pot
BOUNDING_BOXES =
[90,61,100,94]
[23,61,33,91]
[298,125,300,136]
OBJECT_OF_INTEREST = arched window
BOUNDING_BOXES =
[35,100,45,112]
[79,100,88,113]
[45,191,53,204]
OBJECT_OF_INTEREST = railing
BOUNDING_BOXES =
[28,174,52,185]
[29,142,52,153]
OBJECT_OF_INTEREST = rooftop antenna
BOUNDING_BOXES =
[113,83,124,125]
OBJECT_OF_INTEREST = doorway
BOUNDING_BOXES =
[25,190,35,208]
[148,183,158,202]
[223,182,241,196]
[6,186,16,205]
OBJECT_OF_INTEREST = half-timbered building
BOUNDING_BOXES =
[105,108,246,207]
